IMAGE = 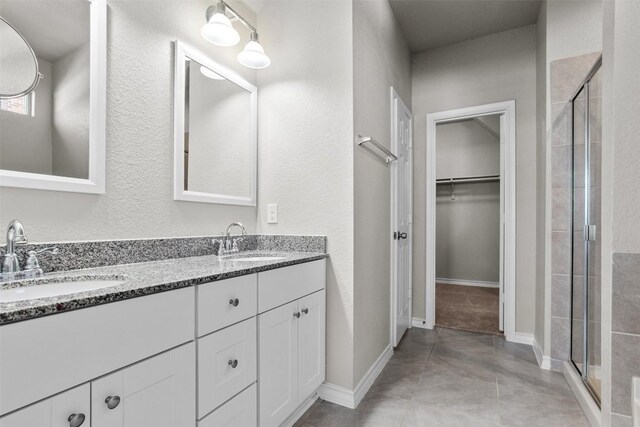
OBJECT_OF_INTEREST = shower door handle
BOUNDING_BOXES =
[584,225,597,241]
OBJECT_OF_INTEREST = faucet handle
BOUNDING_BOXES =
[25,247,59,271]
[28,247,59,256]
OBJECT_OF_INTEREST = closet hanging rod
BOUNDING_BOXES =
[356,135,398,164]
[435,174,500,185]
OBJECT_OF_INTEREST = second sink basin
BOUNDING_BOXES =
[222,253,286,263]
[0,276,125,303]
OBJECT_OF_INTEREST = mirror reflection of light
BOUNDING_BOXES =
[199,65,225,80]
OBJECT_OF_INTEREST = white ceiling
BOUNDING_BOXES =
[388,0,542,53]
[0,0,90,63]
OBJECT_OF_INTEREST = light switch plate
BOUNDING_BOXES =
[267,203,278,224]
[634,377,639,427]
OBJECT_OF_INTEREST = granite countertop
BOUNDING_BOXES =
[0,251,328,325]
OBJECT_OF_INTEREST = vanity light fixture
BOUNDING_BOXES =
[199,65,225,80]
[201,1,240,46]
[201,0,271,69]
[238,31,271,69]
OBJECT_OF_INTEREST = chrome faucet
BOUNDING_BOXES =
[2,220,28,277]
[213,222,247,256]
[1,220,58,282]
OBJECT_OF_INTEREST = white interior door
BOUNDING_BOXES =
[392,88,413,347]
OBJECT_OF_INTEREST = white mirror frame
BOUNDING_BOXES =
[0,0,106,194]
[173,41,257,206]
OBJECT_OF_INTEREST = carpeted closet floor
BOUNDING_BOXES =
[435,283,502,335]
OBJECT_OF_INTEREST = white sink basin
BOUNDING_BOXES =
[230,256,286,262]
[0,278,124,303]
[223,253,286,262]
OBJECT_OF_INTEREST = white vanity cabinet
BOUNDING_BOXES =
[258,260,326,427]
[91,343,195,427]
[0,384,90,427]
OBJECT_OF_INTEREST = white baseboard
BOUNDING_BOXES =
[510,332,534,346]
[411,317,430,329]
[532,337,552,370]
[317,344,393,409]
[562,362,601,427]
[436,278,499,288]
[282,393,319,427]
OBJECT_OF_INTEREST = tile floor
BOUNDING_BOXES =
[296,327,589,426]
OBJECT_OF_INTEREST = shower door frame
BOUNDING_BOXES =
[569,56,602,405]
[425,100,517,342]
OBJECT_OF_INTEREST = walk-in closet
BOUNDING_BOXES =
[435,114,503,335]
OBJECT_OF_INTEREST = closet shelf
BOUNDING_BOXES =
[435,174,500,185]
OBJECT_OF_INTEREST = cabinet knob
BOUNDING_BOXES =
[293,312,301,318]
[229,298,240,307]
[68,413,85,427]
[228,359,238,368]
[301,308,309,315]
[105,395,121,409]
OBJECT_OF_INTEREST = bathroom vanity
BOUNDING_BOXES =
[0,250,327,427]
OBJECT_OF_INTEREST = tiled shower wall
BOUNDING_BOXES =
[611,253,640,425]
[549,52,601,366]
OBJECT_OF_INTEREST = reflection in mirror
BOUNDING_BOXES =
[0,17,41,98]
[0,0,105,193]
[174,41,257,206]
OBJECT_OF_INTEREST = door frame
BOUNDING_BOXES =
[425,100,517,342]
[390,87,413,346]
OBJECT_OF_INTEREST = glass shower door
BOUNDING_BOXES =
[570,61,602,403]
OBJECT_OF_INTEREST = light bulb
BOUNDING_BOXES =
[199,65,225,80]
[237,32,271,69]
[201,11,240,46]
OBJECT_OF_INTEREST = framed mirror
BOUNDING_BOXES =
[0,0,106,194]
[173,41,257,206]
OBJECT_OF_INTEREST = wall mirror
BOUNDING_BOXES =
[0,0,106,194]
[174,41,257,206]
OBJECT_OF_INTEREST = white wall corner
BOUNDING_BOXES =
[412,317,429,329]
[532,336,552,370]
[317,344,393,410]
[511,332,534,346]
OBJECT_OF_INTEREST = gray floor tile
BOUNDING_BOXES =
[402,400,501,427]
[297,328,589,426]
[496,357,574,399]
[498,385,589,427]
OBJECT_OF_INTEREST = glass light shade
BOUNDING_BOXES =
[200,13,240,46]
[237,40,271,69]
[199,65,225,80]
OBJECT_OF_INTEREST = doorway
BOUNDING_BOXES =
[391,87,413,347]
[425,101,516,342]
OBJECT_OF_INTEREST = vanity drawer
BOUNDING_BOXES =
[197,317,257,419]
[198,383,256,427]
[197,274,257,337]
[258,259,326,313]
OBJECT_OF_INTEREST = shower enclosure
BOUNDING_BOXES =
[570,57,602,404]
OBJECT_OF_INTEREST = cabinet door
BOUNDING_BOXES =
[258,301,298,427]
[92,342,195,427]
[0,384,89,427]
[297,290,326,400]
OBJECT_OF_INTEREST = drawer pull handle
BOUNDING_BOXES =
[301,308,309,315]
[105,395,121,409]
[229,298,240,307]
[293,312,301,318]
[68,413,86,427]
[228,359,239,368]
